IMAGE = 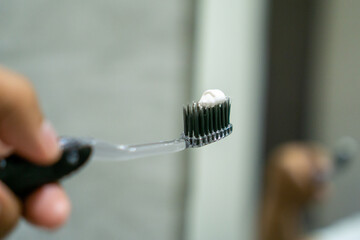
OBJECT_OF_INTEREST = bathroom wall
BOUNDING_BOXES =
[1,0,192,239]
[0,0,267,239]
[308,0,360,228]
[185,0,266,240]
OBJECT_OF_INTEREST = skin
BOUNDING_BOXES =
[259,143,332,240]
[0,66,71,238]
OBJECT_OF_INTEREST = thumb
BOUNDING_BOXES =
[0,66,60,165]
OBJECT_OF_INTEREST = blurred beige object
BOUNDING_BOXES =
[260,143,333,240]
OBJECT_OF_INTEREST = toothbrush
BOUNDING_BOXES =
[0,93,232,197]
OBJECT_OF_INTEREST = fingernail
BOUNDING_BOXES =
[39,121,60,161]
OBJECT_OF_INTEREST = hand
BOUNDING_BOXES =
[0,66,70,238]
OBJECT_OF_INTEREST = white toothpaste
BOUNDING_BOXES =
[198,89,227,107]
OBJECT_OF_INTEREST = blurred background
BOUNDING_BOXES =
[0,0,360,240]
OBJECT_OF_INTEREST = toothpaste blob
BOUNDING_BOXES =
[198,89,227,107]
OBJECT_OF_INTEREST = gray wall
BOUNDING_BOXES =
[1,1,191,239]
[185,0,266,239]
[0,1,267,239]
[308,0,360,228]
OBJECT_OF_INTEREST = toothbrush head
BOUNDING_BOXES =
[183,97,232,148]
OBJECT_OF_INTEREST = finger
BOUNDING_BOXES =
[0,66,60,165]
[0,139,13,157]
[23,183,71,229]
[0,182,21,238]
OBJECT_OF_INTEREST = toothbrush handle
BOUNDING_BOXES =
[0,139,92,198]
[0,137,185,197]
[91,138,187,161]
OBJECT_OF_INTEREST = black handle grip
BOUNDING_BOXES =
[0,138,92,198]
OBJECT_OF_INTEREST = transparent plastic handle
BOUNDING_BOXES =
[87,138,187,161]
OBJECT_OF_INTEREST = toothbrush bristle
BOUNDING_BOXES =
[183,98,232,147]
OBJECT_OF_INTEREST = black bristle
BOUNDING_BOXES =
[205,108,210,135]
[209,107,214,133]
[222,103,226,128]
[187,105,193,137]
[218,105,223,131]
[183,107,188,136]
[194,104,199,137]
[228,100,231,125]
[225,100,229,126]
[199,107,205,136]
[214,106,219,131]
[183,97,233,147]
